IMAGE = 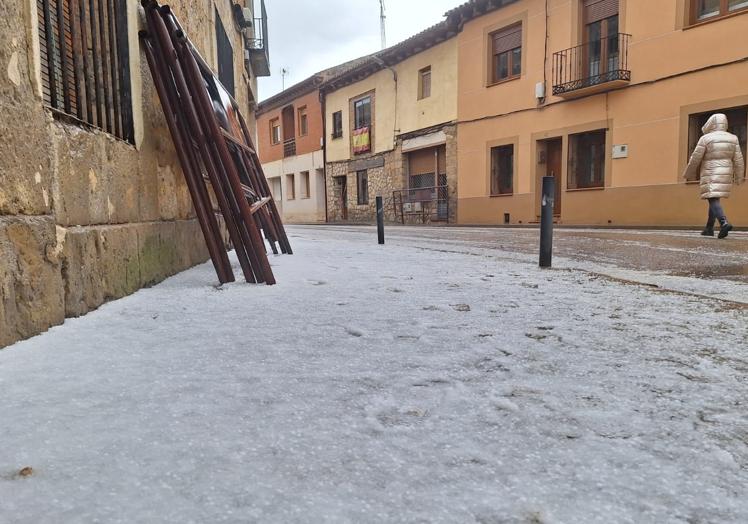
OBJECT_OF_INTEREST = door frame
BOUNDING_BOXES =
[536,137,563,217]
[335,175,348,221]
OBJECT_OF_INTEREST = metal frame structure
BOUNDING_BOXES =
[140,1,291,285]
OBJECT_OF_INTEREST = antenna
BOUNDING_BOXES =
[379,0,386,49]
[280,68,289,90]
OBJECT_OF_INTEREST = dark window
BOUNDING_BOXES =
[490,145,514,195]
[270,118,281,145]
[332,111,343,139]
[569,130,607,189]
[357,170,369,205]
[490,24,522,84]
[691,0,748,23]
[300,171,310,198]
[687,106,748,181]
[354,96,372,129]
[419,66,432,99]
[215,8,235,97]
[286,174,295,200]
[298,106,308,136]
[37,0,133,142]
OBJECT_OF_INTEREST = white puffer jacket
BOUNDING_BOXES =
[684,113,745,199]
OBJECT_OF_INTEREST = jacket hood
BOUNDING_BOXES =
[703,113,729,134]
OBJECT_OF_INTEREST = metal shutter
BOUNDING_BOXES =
[492,24,522,55]
[584,0,619,24]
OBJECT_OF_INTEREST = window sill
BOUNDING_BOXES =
[300,196,311,200]
[566,186,605,192]
[685,179,700,184]
[487,75,521,89]
[331,135,343,140]
[684,8,748,30]
[489,192,514,197]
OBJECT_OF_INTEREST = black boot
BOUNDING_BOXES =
[701,227,714,237]
[718,223,733,239]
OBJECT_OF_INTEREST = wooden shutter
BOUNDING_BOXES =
[492,24,522,55]
[584,0,619,24]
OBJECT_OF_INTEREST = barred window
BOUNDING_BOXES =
[38,0,134,142]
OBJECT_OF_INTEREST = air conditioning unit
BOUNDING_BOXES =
[232,4,253,28]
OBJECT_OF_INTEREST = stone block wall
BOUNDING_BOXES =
[0,0,256,348]
[325,124,458,224]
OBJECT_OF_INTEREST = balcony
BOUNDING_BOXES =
[246,0,270,77]
[283,138,296,158]
[552,33,631,98]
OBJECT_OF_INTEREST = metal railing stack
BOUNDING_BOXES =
[140,1,291,286]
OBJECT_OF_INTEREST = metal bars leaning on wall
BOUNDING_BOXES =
[140,0,292,285]
[37,0,134,142]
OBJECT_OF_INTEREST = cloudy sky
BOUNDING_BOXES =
[257,0,461,101]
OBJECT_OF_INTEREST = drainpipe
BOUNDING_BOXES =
[371,56,399,146]
[320,87,329,223]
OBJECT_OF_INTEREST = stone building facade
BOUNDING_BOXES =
[321,23,459,225]
[0,0,269,348]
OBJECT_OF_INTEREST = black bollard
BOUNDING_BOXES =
[539,176,555,268]
[376,196,385,245]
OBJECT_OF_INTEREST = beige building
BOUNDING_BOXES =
[322,25,459,224]
[0,0,269,348]
[452,0,748,226]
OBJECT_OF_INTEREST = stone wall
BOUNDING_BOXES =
[0,0,258,348]
[325,124,458,224]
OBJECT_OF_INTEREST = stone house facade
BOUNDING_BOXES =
[0,0,269,348]
[321,23,459,225]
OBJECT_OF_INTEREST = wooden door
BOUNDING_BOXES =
[545,138,562,216]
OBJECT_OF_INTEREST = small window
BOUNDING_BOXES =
[354,96,372,130]
[332,111,343,139]
[215,8,235,97]
[270,118,281,145]
[490,24,522,84]
[568,130,606,189]
[298,106,308,136]
[691,0,748,23]
[286,174,295,200]
[300,171,310,199]
[686,106,748,181]
[490,145,514,195]
[419,66,432,100]
[356,170,369,205]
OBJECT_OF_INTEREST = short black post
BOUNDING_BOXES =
[539,176,555,268]
[376,196,385,245]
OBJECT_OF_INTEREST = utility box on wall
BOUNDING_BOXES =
[612,144,629,159]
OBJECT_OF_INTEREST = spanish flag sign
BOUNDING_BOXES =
[352,127,371,154]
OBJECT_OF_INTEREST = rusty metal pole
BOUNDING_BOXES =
[173,30,275,284]
[145,4,258,283]
[141,34,233,284]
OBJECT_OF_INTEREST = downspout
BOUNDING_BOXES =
[372,56,399,147]
[320,87,329,223]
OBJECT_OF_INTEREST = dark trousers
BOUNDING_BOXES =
[706,198,728,229]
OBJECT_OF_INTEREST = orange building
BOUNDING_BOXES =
[452,0,748,226]
[257,60,369,223]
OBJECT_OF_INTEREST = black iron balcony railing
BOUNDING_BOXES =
[246,0,270,77]
[552,33,631,96]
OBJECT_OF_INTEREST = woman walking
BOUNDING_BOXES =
[684,113,744,238]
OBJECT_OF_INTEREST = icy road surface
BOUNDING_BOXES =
[1,226,747,523]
